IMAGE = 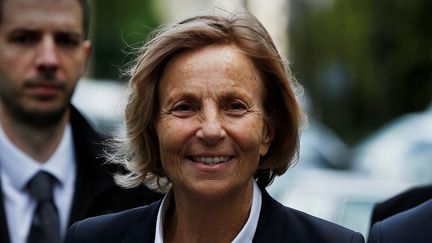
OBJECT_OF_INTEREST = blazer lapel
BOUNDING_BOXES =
[253,187,285,243]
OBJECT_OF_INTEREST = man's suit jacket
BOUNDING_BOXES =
[0,106,163,243]
[368,198,432,243]
[370,185,432,226]
[66,185,365,243]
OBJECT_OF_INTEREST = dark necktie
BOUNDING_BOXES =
[26,171,61,243]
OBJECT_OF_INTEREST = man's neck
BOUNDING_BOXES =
[0,108,69,163]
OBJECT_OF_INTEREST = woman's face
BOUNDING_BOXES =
[155,44,273,200]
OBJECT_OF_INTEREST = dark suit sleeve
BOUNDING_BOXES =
[367,222,381,243]
[368,199,432,243]
[370,185,432,226]
[65,221,83,243]
[353,232,366,243]
[65,219,114,243]
[65,215,127,243]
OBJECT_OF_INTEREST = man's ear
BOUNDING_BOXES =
[260,122,275,156]
[80,40,92,74]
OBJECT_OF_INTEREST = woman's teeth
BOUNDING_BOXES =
[192,156,230,164]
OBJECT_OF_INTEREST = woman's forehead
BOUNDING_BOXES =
[162,44,260,83]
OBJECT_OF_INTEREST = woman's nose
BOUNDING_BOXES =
[196,108,226,145]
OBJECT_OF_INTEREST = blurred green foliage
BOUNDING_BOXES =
[290,0,432,144]
[88,0,160,80]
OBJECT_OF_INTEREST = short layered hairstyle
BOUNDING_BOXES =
[112,9,303,192]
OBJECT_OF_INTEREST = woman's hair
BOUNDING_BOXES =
[111,9,303,192]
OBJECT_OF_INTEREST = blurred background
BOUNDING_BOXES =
[72,0,432,237]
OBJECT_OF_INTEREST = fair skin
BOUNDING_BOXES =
[156,44,273,243]
[0,0,91,162]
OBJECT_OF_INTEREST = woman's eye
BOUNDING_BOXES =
[225,101,247,113]
[173,103,193,112]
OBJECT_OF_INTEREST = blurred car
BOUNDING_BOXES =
[352,107,432,185]
[71,78,127,135]
[298,118,351,169]
[268,168,416,237]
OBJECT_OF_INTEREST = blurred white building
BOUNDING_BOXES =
[154,0,290,58]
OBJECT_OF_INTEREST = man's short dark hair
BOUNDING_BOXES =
[0,0,91,39]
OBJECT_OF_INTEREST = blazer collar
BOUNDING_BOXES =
[253,186,285,242]
[115,186,285,243]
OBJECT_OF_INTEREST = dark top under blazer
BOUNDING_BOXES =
[66,185,365,243]
[370,185,432,226]
[0,106,162,243]
[368,198,432,243]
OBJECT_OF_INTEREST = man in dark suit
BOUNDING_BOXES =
[368,198,432,243]
[370,185,432,225]
[0,0,161,242]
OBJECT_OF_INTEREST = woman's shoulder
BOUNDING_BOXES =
[66,200,161,243]
[256,188,365,243]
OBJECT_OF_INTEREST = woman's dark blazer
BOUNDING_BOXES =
[66,186,364,243]
[368,199,432,243]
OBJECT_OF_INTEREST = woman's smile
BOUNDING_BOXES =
[189,156,233,165]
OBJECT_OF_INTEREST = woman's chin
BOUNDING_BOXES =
[174,179,251,202]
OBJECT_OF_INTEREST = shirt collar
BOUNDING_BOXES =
[232,181,262,243]
[154,189,172,243]
[0,124,75,190]
[154,180,262,243]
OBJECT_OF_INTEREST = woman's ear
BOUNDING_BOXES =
[260,121,275,156]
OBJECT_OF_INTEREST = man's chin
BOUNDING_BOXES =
[8,105,68,128]
[1,91,71,128]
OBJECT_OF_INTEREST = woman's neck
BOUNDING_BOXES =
[164,182,254,243]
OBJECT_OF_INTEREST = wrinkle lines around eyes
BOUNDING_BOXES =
[159,107,171,117]
[246,106,265,117]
